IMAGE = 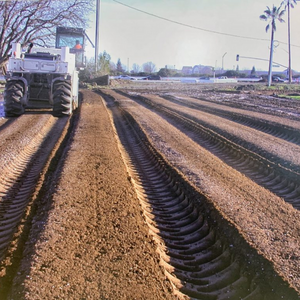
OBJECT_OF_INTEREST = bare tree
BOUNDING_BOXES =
[0,0,94,70]
[142,61,156,74]
[132,63,141,74]
[110,61,116,72]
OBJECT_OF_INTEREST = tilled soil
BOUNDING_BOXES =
[99,87,300,293]
[8,90,174,299]
[1,82,300,299]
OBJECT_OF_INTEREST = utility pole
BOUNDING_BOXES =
[287,2,292,84]
[268,29,274,87]
[95,0,101,72]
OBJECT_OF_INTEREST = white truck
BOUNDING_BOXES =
[4,27,85,117]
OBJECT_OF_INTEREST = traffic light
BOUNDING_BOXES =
[236,54,239,61]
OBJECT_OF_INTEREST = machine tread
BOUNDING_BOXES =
[4,80,25,117]
[52,80,73,117]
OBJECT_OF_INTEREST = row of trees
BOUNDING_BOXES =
[80,54,158,81]
[260,0,297,86]
[84,1,299,86]
[0,0,297,86]
[115,59,157,74]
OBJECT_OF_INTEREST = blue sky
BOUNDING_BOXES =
[86,0,300,72]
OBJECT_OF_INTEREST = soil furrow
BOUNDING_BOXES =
[162,94,300,146]
[103,92,299,299]
[0,114,71,297]
[1,85,300,299]
[116,91,300,208]
[99,88,300,293]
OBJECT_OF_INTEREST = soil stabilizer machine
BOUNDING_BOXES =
[4,27,85,117]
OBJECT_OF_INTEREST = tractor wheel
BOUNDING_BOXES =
[52,80,73,117]
[4,80,25,117]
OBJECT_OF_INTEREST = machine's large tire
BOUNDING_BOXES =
[4,80,25,117]
[52,80,73,117]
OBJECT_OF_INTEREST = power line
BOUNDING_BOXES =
[112,0,300,48]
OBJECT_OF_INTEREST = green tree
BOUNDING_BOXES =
[79,51,111,81]
[157,68,175,77]
[281,0,297,83]
[97,51,111,75]
[116,58,124,73]
[260,5,285,87]
[0,0,94,72]
[223,70,246,78]
[251,66,256,76]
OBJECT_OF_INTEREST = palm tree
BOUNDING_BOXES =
[260,5,285,87]
[281,0,297,83]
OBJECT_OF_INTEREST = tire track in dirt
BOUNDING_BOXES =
[99,88,300,294]
[0,113,71,297]
[9,90,175,300]
[187,91,300,120]
[119,92,300,209]
[101,91,300,299]
[162,94,300,146]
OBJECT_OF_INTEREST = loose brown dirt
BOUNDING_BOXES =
[1,82,300,299]
[98,86,300,294]
[9,90,175,300]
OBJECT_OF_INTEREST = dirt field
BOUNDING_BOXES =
[1,81,300,299]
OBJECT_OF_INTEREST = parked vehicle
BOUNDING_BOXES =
[115,75,137,80]
[272,76,284,82]
[142,75,161,80]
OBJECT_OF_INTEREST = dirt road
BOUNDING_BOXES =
[0,83,300,299]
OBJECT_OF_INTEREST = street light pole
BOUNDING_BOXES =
[222,52,227,71]
[95,0,101,72]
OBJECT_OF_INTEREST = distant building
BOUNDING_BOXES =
[181,66,193,75]
[192,65,201,74]
[177,65,299,77]
[192,65,204,74]
[193,65,214,75]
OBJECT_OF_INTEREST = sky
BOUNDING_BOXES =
[86,0,300,73]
